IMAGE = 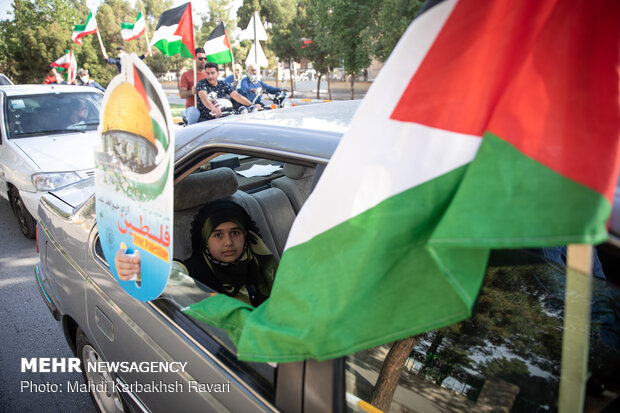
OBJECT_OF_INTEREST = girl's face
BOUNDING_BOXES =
[207,221,245,262]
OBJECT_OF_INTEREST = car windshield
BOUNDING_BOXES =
[6,92,103,138]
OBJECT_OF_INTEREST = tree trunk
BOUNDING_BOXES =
[350,74,355,100]
[289,57,295,98]
[316,73,322,99]
[327,70,332,100]
[370,336,418,412]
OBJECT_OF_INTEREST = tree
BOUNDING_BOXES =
[0,0,85,83]
[367,0,424,63]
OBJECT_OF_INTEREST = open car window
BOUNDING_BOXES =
[95,149,319,403]
[345,247,620,412]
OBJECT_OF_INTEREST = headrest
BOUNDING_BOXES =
[283,163,314,180]
[174,168,239,211]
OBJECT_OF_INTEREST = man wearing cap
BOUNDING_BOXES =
[77,69,105,92]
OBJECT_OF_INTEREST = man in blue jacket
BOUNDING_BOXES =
[239,63,286,109]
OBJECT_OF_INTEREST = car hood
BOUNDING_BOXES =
[12,131,97,171]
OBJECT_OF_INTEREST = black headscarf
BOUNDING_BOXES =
[184,200,277,306]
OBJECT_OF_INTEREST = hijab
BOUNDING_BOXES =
[185,199,277,306]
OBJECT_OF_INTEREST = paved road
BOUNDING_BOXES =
[0,199,95,413]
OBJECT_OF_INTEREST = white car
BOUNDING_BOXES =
[0,84,103,238]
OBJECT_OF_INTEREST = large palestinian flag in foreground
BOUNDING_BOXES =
[204,22,233,64]
[72,11,97,45]
[150,2,194,59]
[184,0,620,362]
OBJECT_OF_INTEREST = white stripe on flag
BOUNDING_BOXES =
[284,0,482,251]
[150,24,181,46]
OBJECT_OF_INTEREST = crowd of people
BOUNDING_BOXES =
[44,46,287,125]
[179,47,287,125]
[43,46,143,92]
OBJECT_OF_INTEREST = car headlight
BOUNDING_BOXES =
[31,172,82,191]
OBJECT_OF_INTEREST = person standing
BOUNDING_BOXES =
[196,62,254,122]
[76,69,105,92]
[179,48,208,125]
[103,46,145,74]
[44,68,63,84]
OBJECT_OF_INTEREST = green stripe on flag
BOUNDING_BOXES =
[151,119,168,151]
[429,132,611,249]
[184,164,490,362]
[207,50,233,65]
[153,39,194,59]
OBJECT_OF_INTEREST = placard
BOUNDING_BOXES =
[95,54,174,301]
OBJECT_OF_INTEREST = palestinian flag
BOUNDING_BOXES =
[121,12,146,41]
[50,50,77,82]
[184,0,620,362]
[150,2,194,59]
[72,11,98,45]
[204,22,233,64]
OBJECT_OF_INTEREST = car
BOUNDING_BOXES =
[0,84,103,238]
[0,74,14,85]
[35,101,620,412]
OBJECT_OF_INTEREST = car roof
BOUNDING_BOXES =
[0,84,102,96]
[174,100,361,165]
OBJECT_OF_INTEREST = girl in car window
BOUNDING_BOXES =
[115,200,277,307]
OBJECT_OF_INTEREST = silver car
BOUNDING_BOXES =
[36,101,620,412]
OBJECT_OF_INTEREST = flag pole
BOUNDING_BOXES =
[253,11,258,66]
[557,244,593,413]
[193,59,197,108]
[65,49,71,83]
[143,10,152,57]
[96,27,107,58]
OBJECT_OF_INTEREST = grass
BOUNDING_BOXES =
[170,103,184,117]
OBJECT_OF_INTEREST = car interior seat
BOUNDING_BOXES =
[271,164,315,214]
[173,168,240,261]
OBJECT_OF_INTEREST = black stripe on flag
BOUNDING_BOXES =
[207,22,226,41]
[155,2,189,30]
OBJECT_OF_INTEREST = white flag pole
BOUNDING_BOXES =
[142,11,152,57]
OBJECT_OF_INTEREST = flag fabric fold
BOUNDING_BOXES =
[50,50,77,82]
[121,12,146,42]
[150,2,195,58]
[72,11,98,45]
[204,22,234,65]
[184,0,620,363]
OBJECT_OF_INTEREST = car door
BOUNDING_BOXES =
[0,92,8,198]
[84,227,279,412]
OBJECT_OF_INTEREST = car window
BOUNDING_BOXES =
[344,247,620,412]
[93,151,317,404]
[6,92,102,138]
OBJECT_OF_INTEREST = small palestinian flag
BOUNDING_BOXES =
[72,11,98,45]
[121,12,146,41]
[150,2,194,59]
[204,22,233,64]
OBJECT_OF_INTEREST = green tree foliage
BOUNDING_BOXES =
[367,0,423,62]
[0,0,177,85]
[0,0,85,83]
